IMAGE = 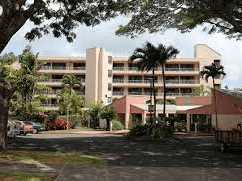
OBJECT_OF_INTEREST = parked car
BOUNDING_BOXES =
[28,122,45,134]
[15,121,34,135]
[7,120,20,138]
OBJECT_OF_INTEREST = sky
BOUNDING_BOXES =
[2,17,242,89]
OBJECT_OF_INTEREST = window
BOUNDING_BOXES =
[108,56,112,64]
[108,70,112,77]
[108,83,112,91]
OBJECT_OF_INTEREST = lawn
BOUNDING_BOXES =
[0,150,104,166]
[0,171,55,181]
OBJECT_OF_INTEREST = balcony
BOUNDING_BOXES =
[73,67,85,70]
[112,79,199,87]
[166,93,194,97]
[39,66,86,74]
[113,67,125,71]
[112,91,124,96]
[52,66,66,70]
[113,67,199,75]
[112,91,194,97]
[128,92,142,95]
[128,79,143,83]
[128,67,139,71]
[41,104,59,110]
[113,79,124,83]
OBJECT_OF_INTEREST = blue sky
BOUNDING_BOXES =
[2,17,242,89]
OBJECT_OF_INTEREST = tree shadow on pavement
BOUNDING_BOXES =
[9,135,242,169]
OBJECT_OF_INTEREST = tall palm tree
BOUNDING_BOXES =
[61,74,83,128]
[129,42,179,120]
[200,62,226,129]
[62,74,83,95]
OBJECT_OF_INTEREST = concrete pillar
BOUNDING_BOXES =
[186,114,191,132]
[125,112,129,129]
[142,112,147,125]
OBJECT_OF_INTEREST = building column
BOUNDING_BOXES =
[142,112,146,125]
[186,114,191,132]
[125,112,129,129]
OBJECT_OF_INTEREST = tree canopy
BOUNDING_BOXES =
[0,0,130,53]
[116,0,242,39]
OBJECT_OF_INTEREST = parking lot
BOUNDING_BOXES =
[4,129,242,180]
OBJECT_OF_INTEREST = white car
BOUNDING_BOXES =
[7,121,20,139]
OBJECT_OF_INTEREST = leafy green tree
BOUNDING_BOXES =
[11,47,48,120]
[0,48,48,149]
[116,0,242,40]
[0,53,18,150]
[101,106,116,131]
[88,102,103,128]
[200,63,226,129]
[58,89,85,122]
[129,42,179,119]
[0,1,128,53]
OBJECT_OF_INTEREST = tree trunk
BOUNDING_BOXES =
[0,90,11,150]
[0,6,30,53]
[161,64,166,118]
[152,69,156,122]
[106,119,110,131]
[212,78,218,129]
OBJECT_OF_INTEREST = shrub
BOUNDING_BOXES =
[48,111,59,122]
[128,124,150,138]
[128,119,174,140]
[112,120,124,130]
[46,118,68,130]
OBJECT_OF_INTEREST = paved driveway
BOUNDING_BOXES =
[8,130,242,181]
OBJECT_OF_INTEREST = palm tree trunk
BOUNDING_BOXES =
[212,78,218,129]
[161,64,166,118]
[152,69,156,121]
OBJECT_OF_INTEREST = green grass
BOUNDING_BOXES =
[0,171,56,181]
[76,127,95,131]
[0,151,104,166]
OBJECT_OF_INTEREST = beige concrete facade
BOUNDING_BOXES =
[33,44,223,110]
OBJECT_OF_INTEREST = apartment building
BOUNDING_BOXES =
[36,44,223,110]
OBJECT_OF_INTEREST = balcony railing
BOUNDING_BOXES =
[39,79,63,83]
[112,92,124,96]
[128,92,142,95]
[113,67,125,71]
[128,79,143,83]
[128,67,139,71]
[36,90,62,95]
[113,79,124,83]
[165,68,198,71]
[39,79,85,83]
[52,66,66,70]
[112,91,194,97]
[40,66,86,71]
[113,67,198,72]
[41,104,58,107]
[113,79,199,84]
[130,92,194,96]
[73,67,85,70]
[179,80,199,84]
